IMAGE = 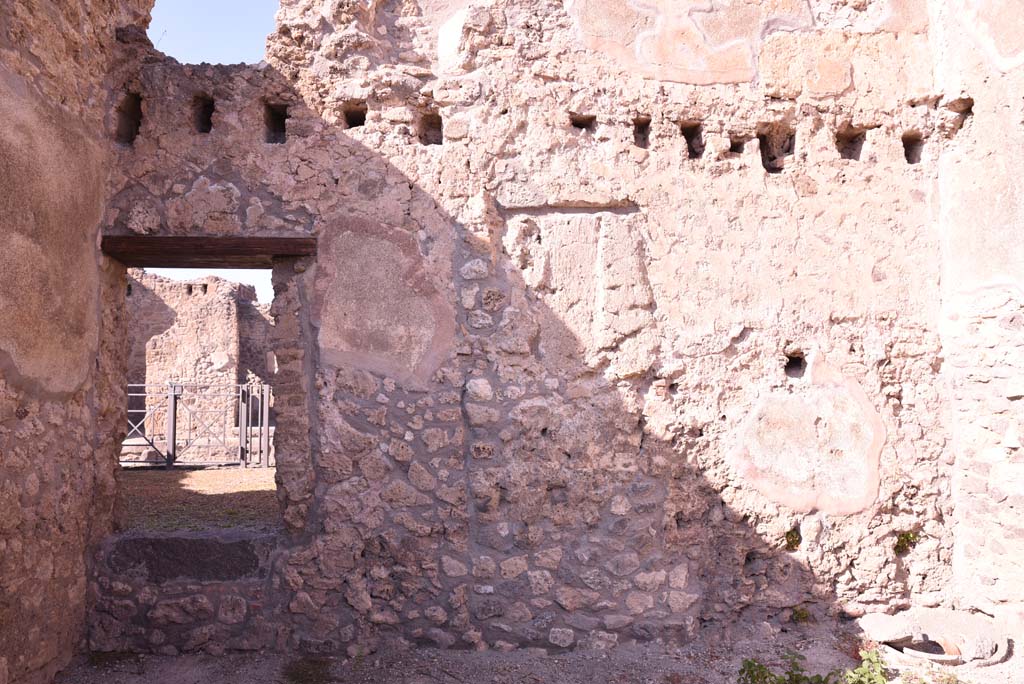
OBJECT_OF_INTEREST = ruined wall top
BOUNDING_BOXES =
[126,269,273,387]
[0,0,152,120]
[264,0,949,124]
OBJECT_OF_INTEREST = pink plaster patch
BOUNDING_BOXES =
[314,218,456,387]
[731,356,885,515]
[961,0,1024,72]
[565,0,813,84]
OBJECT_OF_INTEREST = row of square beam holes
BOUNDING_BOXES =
[114,93,925,165]
[598,114,926,167]
[114,93,441,146]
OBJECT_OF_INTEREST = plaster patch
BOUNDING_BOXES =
[959,0,1024,72]
[731,356,885,514]
[315,219,455,386]
[0,68,102,394]
[564,0,812,84]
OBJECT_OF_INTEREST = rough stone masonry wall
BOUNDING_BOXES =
[89,532,282,655]
[0,2,148,683]
[4,0,1021,671]
[271,0,956,649]
[239,297,276,386]
[87,0,1009,658]
[126,270,242,389]
[126,269,275,389]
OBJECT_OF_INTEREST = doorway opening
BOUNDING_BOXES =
[122,268,276,464]
[102,234,316,534]
[120,267,279,531]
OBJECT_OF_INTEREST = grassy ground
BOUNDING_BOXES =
[117,466,280,532]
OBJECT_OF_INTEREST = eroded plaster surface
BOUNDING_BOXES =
[0,70,103,394]
[565,0,814,84]
[732,356,885,515]
[1,4,148,682]
[316,219,456,386]
[3,0,1024,680]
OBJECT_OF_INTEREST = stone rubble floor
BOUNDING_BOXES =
[55,621,1018,684]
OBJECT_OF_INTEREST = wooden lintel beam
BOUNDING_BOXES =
[101,235,317,268]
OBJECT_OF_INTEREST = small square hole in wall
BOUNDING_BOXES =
[680,121,705,159]
[192,94,215,134]
[115,92,143,145]
[570,113,596,132]
[757,123,796,173]
[902,132,924,164]
[343,102,368,129]
[947,97,974,136]
[729,135,751,155]
[947,96,974,117]
[835,125,866,161]
[418,111,443,145]
[633,116,651,148]
[264,102,289,144]
[784,352,807,378]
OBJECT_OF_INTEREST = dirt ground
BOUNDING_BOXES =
[56,624,859,684]
[56,620,1013,684]
[116,466,280,532]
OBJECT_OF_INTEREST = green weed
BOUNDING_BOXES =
[738,649,889,684]
[894,531,920,556]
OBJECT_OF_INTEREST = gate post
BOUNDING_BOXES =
[261,384,272,468]
[238,385,249,465]
[165,383,179,468]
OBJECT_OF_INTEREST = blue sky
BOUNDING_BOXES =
[147,0,281,300]
[148,0,280,64]
[146,268,274,302]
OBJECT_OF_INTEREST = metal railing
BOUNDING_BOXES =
[123,382,274,468]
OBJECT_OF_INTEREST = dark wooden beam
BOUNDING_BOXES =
[101,235,317,268]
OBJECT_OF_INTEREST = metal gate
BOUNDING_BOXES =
[123,382,274,467]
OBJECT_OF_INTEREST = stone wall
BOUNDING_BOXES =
[89,532,280,654]
[95,0,976,657]
[4,0,1024,676]
[127,270,240,388]
[240,298,276,386]
[930,0,1024,628]
[0,2,149,683]
[126,269,277,389]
